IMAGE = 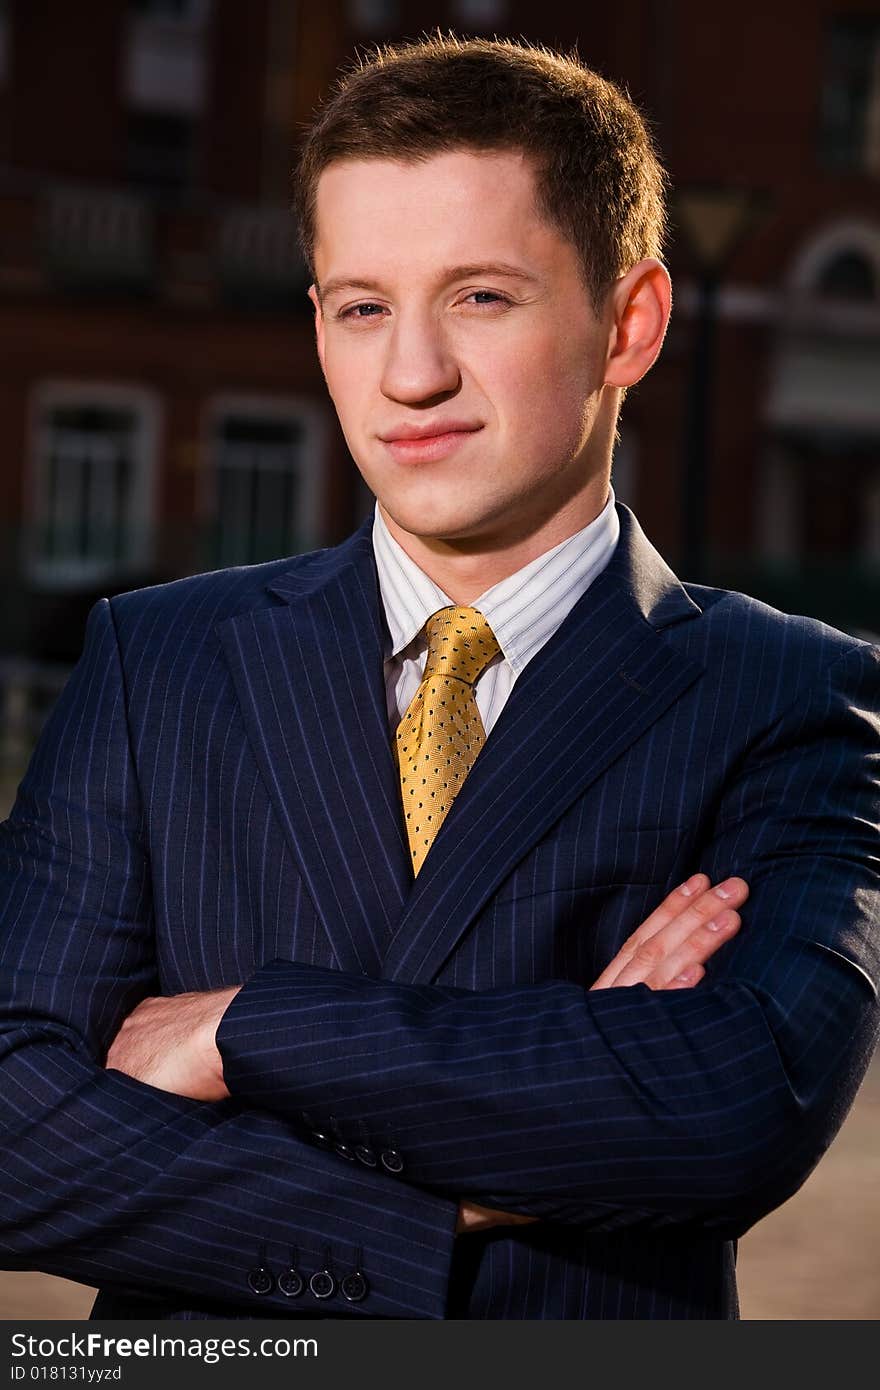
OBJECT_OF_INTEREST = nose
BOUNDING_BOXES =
[379,307,461,405]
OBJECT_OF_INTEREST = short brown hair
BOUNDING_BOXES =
[293,31,669,318]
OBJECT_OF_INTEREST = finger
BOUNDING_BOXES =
[591,877,749,990]
[665,962,705,989]
[644,908,742,989]
[627,873,713,944]
[633,876,749,950]
[609,898,744,989]
[588,875,709,990]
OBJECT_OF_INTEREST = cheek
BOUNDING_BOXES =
[323,351,369,424]
[489,337,598,454]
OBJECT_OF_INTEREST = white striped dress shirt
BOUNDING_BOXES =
[372,488,620,736]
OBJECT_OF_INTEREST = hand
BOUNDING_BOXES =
[104,985,241,1101]
[589,873,749,991]
[456,874,749,1234]
[456,1201,540,1234]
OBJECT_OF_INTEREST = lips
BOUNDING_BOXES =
[381,426,482,463]
[380,422,483,442]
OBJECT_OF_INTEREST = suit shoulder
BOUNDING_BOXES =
[105,545,335,640]
[681,581,877,698]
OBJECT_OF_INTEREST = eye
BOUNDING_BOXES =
[463,291,509,306]
[337,302,385,321]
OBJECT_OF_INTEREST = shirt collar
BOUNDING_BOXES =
[372,487,620,675]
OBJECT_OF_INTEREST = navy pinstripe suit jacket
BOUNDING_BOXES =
[1,504,879,1320]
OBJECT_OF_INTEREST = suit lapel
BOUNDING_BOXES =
[381,506,706,983]
[216,520,411,977]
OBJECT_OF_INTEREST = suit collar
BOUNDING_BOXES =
[264,502,701,631]
[370,488,623,675]
[606,503,702,630]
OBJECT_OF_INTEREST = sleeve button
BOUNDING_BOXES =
[354,1144,377,1167]
[309,1269,336,1299]
[247,1266,274,1295]
[380,1148,404,1174]
[340,1271,369,1302]
[278,1268,304,1297]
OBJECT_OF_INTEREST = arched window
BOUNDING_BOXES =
[787,221,880,300]
[817,249,877,300]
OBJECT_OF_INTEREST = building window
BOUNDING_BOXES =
[787,220,880,305]
[123,0,208,193]
[759,432,880,571]
[819,16,880,173]
[27,386,158,589]
[347,0,399,31]
[126,111,196,193]
[798,436,877,562]
[205,401,325,567]
[452,0,508,26]
[816,248,877,300]
[124,0,209,117]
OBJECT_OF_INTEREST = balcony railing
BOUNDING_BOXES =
[0,177,310,308]
[44,185,155,289]
[0,656,71,781]
[217,205,308,306]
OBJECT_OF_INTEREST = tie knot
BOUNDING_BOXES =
[422,606,500,685]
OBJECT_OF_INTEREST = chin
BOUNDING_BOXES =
[379,498,496,543]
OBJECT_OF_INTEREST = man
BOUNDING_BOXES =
[1,35,877,1321]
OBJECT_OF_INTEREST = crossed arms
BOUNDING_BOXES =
[1,596,878,1317]
[104,870,750,1234]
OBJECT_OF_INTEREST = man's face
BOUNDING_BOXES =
[309,148,615,551]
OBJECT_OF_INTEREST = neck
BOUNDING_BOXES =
[379,478,611,605]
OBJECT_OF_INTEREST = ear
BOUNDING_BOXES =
[603,259,672,389]
[307,284,327,379]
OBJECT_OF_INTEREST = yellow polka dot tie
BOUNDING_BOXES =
[395,606,501,875]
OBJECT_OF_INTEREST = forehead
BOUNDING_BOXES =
[312,148,566,278]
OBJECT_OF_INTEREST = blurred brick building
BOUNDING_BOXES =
[0,0,878,672]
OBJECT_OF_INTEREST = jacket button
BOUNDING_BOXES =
[380,1148,404,1174]
[340,1271,369,1302]
[278,1267,304,1298]
[309,1269,336,1299]
[247,1266,274,1295]
[354,1144,377,1167]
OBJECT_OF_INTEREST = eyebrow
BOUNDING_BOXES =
[317,262,540,304]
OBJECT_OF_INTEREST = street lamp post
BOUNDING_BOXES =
[673,186,767,581]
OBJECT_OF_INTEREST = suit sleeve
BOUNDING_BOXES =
[217,642,880,1238]
[0,599,458,1318]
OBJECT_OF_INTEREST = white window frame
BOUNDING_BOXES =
[124,0,210,117]
[25,381,160,590]
[788,220,880,299]
[201,395,329,567]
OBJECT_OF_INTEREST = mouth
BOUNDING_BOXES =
[381,426,483,463]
